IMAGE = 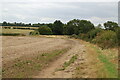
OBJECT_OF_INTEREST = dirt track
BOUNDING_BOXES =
[34,39,87,78]
[2,36,98,78]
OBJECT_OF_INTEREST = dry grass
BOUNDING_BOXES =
[1,29,33,34]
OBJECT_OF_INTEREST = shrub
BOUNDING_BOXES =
[29,30,39,35]
[114,27,120,46]
[77,28,102,42]
[87,28,102,41]
[78,33,89,41]
[70,34,78,39]
[93,30,118,49]
[38,26,52,35]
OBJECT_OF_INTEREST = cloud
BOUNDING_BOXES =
[40,17,56,23]
[2,0,119,3]
[1,2,118,25]
[87,17,117,26]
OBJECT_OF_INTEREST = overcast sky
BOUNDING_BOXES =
[1,0,119,25]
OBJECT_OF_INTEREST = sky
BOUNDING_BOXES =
[1,0,119,26]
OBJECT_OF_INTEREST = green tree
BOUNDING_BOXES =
[47,23,54,31]
[87,28,102,40]
[78,20,95,34]
[63,24,67,35]
[66,19,80,35]
[53,20,64,35]
[66,19,95,35]
[97,24,102,28]
[104,21,118,31]
[2,21,8,26]
[38,26,52,35]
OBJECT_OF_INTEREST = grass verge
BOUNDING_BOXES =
[92,45,118,78]
[73,40,118,78]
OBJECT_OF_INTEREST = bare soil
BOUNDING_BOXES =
[2,36,117,78]
[2,36,97,78]
[34,39,98,78]
[2,36,72,63]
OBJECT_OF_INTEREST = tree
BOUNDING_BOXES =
[87,28,102,40]
[2,21,8,26]
[47,23,54,31]
[52,20,64,35]
[28,23,31,26]
[78,20,95,34]
[66,19,95,35]
[66,19,80,35]
[97,24,102,28]
[63,24,67,35]
[104,21,118,31]
[38,26,52,35]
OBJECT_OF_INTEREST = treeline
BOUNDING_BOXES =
[1,21,46,27]
[30,19,95,35]
[29,19,120,49]
[1,19,120,49]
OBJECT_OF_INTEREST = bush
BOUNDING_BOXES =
[78,33,89,41]
[93,30,118,49]
[87,28,102,41]
[77,28,102,42]
[29,30,39,35]
[114,27,120,46]
[38,26,52,35]
[70,34,78,39]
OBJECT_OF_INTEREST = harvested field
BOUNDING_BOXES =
[2,36,72,62]
[2,36,118,78]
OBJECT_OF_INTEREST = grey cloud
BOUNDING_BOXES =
[1,2,118,25]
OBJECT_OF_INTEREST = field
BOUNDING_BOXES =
[0,28,118,78]
[0,28,34,36]
[2,35,118,78]
[1,1,119,78]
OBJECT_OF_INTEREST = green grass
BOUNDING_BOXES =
[59,54,78,70]
[2,48,69,78]
[92,46,118,78]
[98,54,118,77]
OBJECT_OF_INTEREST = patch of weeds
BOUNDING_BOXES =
[37,49,68,62]
[55,68,65,71]
[60,54,78,70]
[14,60,32,68]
